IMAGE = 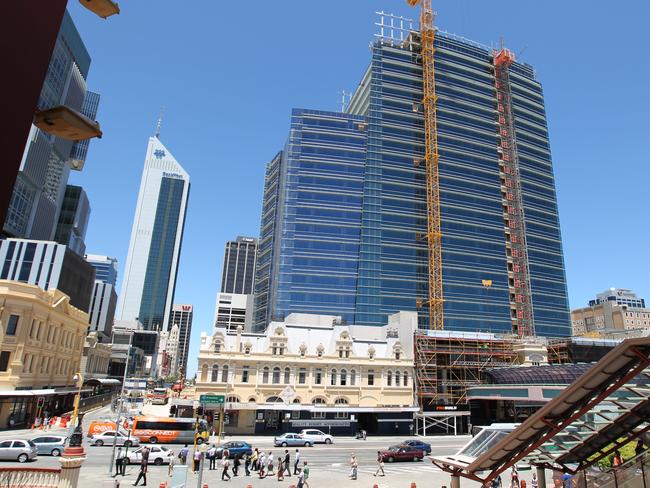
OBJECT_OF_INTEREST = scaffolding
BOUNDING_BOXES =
[414,331,520,408]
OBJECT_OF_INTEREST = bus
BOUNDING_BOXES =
[132,416,209,444]
[151,388,168,405]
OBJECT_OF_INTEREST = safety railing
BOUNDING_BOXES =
[0,467,61,488]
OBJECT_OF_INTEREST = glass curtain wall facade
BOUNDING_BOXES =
[220,237,257,294]
[254,29,570,337]
[253,110,367,329]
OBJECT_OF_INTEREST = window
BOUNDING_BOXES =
[22,354,30,373]
[350,370,356,386]
[340,369,347,386]
[214,343,221,353]
[387,371,392,386]
[315,368,322,385]
[298,368,307,384]
[244,347,251,354]
[221,365,229,383]
[226,395,238,403]
[334,397,349,405]
[335,411,348,419]
[312,397,326,405]
[6,315,19,335]
[403,371,408,386]
[312,411,326,419]
[262,367,269,384]
[272,367,280,384]
[395,371,401,386]
[368,370,374,386]
[395,351,401,360]
[330,369,337,386]
[317,349,323,358]
[211,365,219,382]
[284,367,290,384]
[242,366,249,383]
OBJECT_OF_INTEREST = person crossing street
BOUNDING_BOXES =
[294,449,301,474]
[283,449,291,477]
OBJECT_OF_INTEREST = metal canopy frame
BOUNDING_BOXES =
[430,337,650,484]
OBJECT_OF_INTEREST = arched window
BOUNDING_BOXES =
[387,370,392,387]
[284,367,290,384]
[272,367,281,384]
[201,364,208,382]
[292,398,301,404]
[350,369,356,386]
[211,365,219,382]
[248,397,257,403]
[221,365,229,383]
[226,395,239,403]
[330,369,337,386]
[334,397,349,405]
[312,397,326,405]
[403,371,408,386]
[262,367,269,384]
[395,370,401,387]
[340,369,347,386]
[266,396,283,403]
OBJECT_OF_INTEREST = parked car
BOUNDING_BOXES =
[215,441,253,459]
[0,439,38,462]
[91,431,139,447]
[402,439,432,454]
[298,429,334,444]
[274,433,313,447]
[126,446,174,465]
[31,435,67,456]
[379,445,424,463]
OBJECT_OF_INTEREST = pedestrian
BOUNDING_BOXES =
[258,452,266,478]
[233,455,241,476]
[267,451,274,475]
[613,450,624,468]
[283,449,291,477]
[294,449,301,474]
[302,460,310,488]
[277,457,284,481]
[221,455,231,481]
[115,447,124,477]
[119,448,128,476]
[636,439,645,458]
[43,415,49,430]
[141,446,150,466]
[493,474,502,488]
[373,451,385,477]
[193,449,201,473]
[244,453,251,476]
[208,444,217,470]
[251,448,258,471]
[394,422,399,434]
[179,444,189,465]
[409,423,414,435]
[168,450,175,477]
[510,465,519,488]
[349,453,358,480]
[297,470,305,488]
[530,473,538,488]
[133,458,147,486]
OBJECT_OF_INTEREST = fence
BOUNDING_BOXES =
[79,392,116,411]
[0,467,60,488]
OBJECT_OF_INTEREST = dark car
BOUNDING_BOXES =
[215,441,253,459]
[402,439,431,454]
[379,445,424,463]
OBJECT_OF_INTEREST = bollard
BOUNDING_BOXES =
[411,483,417,488]
[159,483,166,488]
[373,485,379,488]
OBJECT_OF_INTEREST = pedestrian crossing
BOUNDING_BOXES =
[306,462,442,477]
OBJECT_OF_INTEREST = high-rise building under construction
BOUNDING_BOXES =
[253,13,571,338]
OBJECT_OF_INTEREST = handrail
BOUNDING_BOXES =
[0,466,61,488]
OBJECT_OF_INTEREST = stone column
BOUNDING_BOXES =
[536,467,547,488]
[58,446,86,488]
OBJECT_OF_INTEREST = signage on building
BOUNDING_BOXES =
[200,394,225,405]
[290,419,352,427]
[279,386,297,404]
[181,305,192,312]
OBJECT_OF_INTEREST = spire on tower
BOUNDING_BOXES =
[155,107,164,138]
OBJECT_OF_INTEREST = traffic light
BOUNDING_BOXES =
[197,406,204,416]
[37,397,44,409]
[170,405,177,415]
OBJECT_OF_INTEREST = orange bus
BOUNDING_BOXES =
[132,416,209,444]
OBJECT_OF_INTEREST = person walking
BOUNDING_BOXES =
[373,451,385,477]
[297,470,305,488]
[277,457,284,481]
[293,449,301,474]
[530,473,538,488]
[208,445,217,470]
[510,465,519,488]
[233,455,241,476]
[168,450,175,477]
[349,453,358,480]
[283,449,291,477]
[179,444,189,465]
[193,450,201,473]
[114,447,124,477]
[267,451,274,476]
[258,452,266,478]
[251,448,258,472]
[244,453,251,476]
[133,458,147,486]
[302,460,310,488]
[221,455,232,481]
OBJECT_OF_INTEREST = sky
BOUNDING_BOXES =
[66,1,650,376]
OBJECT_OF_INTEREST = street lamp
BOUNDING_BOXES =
[108,330,133,475]
[71,372,84,428]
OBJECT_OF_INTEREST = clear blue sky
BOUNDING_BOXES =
[67,1,650,376]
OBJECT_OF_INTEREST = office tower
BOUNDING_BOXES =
[70,90,101,171]
[3,11,99,240]
[589,288,646,309]
[87,280,117,340]
[54,185,91,256]
[85,254,118,286]
[117,133,190,331]
[214,293,254,332]
[169,304,193,377]
[253,17,571,337]
[0,238,95,311]
[220,236,258,294]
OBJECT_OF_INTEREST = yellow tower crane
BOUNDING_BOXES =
[408,0,444,330]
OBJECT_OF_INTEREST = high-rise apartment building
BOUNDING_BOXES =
[0,239,95,312]
[220,236,257,294]
[117,134,190,331]
[169,304,193,377]
[253,17,571,337]
[54,185,91,256]
[3,11,98,240]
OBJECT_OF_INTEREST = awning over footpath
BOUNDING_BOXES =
[431,336,650,484]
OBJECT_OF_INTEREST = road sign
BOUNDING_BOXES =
[199,394,225,405]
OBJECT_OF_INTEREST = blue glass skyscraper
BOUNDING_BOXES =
[254,25,571,337]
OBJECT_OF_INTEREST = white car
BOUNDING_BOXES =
[91,431,139,447]
[125,446,174,465]
[298,429,334,444]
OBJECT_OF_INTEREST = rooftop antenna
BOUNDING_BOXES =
[155,107,164,138]
[339,90,351,113]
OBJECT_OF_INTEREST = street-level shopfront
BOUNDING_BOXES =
[0,388,91,429]
[204,403,419,436]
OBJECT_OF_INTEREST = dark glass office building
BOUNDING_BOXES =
[253,28,571,337]
[220,236,257,294]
